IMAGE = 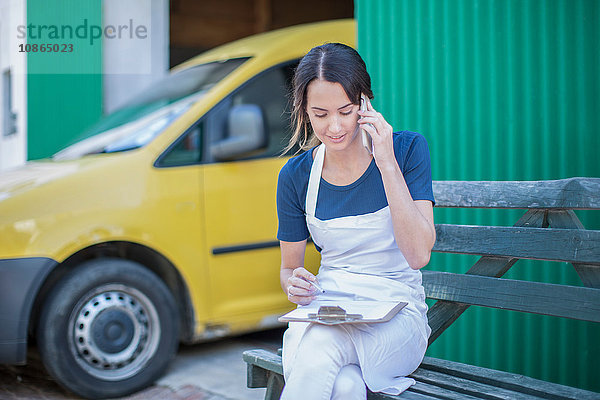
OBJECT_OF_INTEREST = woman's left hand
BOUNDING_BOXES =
[358,97,396,170]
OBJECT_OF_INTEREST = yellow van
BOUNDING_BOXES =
[0,19,354,398]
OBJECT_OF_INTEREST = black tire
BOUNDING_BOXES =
[37,258,179,399]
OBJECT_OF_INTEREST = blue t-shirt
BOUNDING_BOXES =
[276,131,435,242]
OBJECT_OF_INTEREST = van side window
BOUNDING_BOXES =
[155,124,202,167]
[207,61,297,162]
[157,60,298,167]
[230,64,295,158]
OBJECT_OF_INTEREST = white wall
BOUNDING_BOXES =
[0,0,27,172]
[102,0,169,114]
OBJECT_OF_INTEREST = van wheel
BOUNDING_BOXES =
[37,258,179,399]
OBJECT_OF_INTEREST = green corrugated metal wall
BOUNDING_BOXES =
[27,0,102,160]
[357,0,599,392]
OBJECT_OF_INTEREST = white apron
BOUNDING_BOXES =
[282,144,431,395]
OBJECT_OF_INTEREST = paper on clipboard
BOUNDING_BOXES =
[278,300,407,325]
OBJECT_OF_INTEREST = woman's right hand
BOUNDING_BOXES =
[286,267,319,305]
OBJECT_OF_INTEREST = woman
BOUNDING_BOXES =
[276,43,435,399]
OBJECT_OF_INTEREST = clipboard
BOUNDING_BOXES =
[278,300,408,325]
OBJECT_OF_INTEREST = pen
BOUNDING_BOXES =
[308,279,325,293]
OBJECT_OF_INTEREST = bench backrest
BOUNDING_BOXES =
[425,177,600,344]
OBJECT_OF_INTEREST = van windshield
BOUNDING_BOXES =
[53,57,248,161]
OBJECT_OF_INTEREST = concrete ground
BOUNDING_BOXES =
[0,328,284,400]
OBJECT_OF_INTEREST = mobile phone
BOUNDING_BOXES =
[360,95,373,154]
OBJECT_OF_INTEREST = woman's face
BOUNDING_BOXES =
[305,79,360,152]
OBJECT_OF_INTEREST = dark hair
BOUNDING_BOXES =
[284,42,373,154]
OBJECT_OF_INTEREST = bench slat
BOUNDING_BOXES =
[433,224,600,265]
[368,390,436,400]
[433,178,600,209]
[411,368,543,400]
[420,357,599,400]
[243,349,283,376]
[403,381,485,400]
[422,271,600,322]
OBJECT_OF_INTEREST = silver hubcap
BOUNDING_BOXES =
[68,284,161,381]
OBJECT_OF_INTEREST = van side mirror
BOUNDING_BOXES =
[211,104,267,161]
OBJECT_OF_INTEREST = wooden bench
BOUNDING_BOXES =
[243,177,600,399]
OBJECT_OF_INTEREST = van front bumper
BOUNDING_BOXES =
[0,257,56,364]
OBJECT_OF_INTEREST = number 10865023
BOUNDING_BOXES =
[19,43,74,53]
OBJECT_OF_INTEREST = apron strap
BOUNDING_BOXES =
[305,144,325,217]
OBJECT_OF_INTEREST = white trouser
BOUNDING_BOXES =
[281,323,367,400]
